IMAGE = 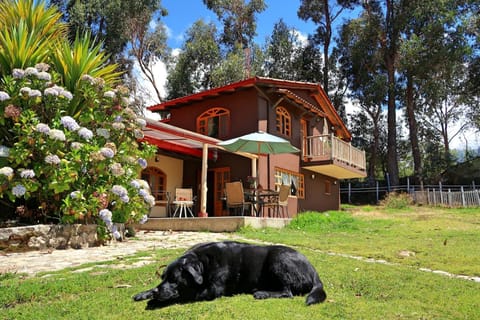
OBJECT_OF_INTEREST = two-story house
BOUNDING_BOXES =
[146,77,366,217]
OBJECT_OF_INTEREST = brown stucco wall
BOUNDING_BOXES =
[300,170,340,212]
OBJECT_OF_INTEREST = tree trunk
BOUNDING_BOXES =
[384,0,399,188]
[322,0,331,96]
[386,55,399,187]
[406,73,423,185]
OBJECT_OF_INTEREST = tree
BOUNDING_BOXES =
[202,0,266,49]
[166,20,221,99]
[50,0,164,69]
[338,12,387,184]
[264,19,301,80]
[210,43,264,87]
[127,7,170,104]
[298,0,360,95]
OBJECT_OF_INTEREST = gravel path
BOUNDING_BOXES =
[0,230,242,276]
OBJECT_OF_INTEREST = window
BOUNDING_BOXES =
[274,167,304,199]
[276,106,291,137]
[141,167,167,201]
[325,180,331,195]
[197,107,230,138]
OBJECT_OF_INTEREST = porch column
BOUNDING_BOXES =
[251,157,257,180]
[198,143,209,217]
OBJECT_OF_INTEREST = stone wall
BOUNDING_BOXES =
[0,224,99,251]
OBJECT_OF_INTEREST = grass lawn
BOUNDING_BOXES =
[1,206,479,319]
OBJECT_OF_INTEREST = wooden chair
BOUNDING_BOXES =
[264,184,290,218]
[224,181,252,216]
[172,188,195,218]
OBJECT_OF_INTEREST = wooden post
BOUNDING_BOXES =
[439,182,443,205]
[461,186,466,207]
[376,180,379,204]
[348,182,351,204]
[198,143,209,217]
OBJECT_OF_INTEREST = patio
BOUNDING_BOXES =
[137,216,291,232]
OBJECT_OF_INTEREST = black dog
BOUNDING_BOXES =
[133,241,326,309]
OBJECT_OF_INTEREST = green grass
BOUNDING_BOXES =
[1,206,479,319]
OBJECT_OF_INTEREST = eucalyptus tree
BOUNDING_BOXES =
[202,0,266,50]
[338,11,387,184]
[126,6,170,104]
[264,19,302,80]
[50,0,164,68]
[166,20,221,99]
[397,0,475,182]
[297,0,360,95]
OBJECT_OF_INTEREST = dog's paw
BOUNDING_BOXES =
[253,291,270,300]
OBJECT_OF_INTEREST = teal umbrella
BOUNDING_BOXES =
[218,131,300,155]
[218,131,299,190]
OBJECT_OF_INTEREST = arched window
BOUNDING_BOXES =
[276,106,291,137]
[197,107,230,139]
[141,167,167,201]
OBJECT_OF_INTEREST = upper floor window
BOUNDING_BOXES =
[197,107,230,139]
[141,167,167,201]
[276,106,291,137]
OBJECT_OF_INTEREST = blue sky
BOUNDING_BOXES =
[161,0,317,48]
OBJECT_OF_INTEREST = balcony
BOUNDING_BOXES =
[302,134,366,179]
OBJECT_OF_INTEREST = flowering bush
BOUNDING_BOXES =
[0,64,156,239]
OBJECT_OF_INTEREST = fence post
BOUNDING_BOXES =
[376,181,379,204]
[348,182,351,204]
[476,189,480,206]
[448,189,452,207]
[407,177,410,193]
[473,181,476,190]
[461,186,466,207]
[386,173,390,192]
[433,188,436,205]
[439,182,443,205]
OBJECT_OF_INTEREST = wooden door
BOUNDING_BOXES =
[212,167,230,216]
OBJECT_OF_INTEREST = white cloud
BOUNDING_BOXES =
[132,59,167,120]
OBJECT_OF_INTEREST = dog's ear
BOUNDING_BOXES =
[185,263,203,285]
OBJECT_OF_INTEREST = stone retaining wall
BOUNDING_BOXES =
[0,224,99,251]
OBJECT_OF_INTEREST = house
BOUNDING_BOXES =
[145,76,366,218]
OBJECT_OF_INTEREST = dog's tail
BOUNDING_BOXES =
[133,288,157,301]
[305,280,327,305]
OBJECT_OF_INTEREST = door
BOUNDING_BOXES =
[211,167,230,216]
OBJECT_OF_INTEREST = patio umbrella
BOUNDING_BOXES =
[218,131,300,155]
[218,131,300,186]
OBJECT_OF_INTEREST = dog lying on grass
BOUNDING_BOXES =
[133,241,327,309]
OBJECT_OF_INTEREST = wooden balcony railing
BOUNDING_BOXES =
[303,134,366,171]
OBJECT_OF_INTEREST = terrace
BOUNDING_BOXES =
[302,134,367,179]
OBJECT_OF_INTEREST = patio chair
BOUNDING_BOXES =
[172,188,195,218]
[263,184,290,218]
[224,181,252,216]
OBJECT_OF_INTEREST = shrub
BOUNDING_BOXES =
[0,64,156,238]
[380,192,413,210]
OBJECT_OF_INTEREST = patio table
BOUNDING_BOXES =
[244,189,279,217]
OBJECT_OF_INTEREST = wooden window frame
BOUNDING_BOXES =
[276,106,291,137]
[325,180,332,195]
[273,167,304,199]
[196,107,230,139]
[141,167,167,201]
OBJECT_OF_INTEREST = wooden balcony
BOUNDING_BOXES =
[302,134,367,179]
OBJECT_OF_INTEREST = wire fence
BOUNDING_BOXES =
[341,180,480,208]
